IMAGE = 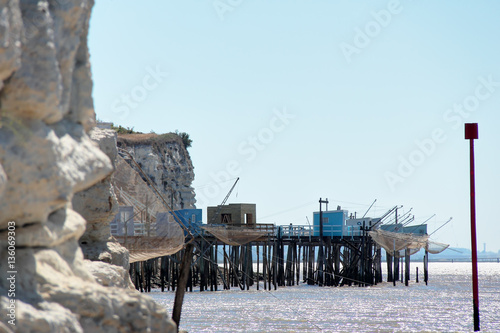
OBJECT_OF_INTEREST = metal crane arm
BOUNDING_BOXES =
[209,177,240,224]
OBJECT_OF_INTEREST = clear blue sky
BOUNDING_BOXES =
[89,1,500,252]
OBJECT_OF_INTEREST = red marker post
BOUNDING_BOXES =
[465,123,480,332]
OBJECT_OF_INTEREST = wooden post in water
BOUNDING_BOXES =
[214,243,218,291]
[295,243,300,286]
[171,255,176,291]
[375,246,382,284]
[275,229,279,286]
[405,248,410,287]
[334,244,341,286]
[199,240,205,292]
[393,251,397,286]
[132,262,138,291]
[247,243,252,290]
[240,246,245,290]
[145,260,151,292]
[325,239,332,286]
[278,229,285,286]
[240,246,246,290]
[317,244,324,287]
[163,257,169,291]
[303,245,307,283]
[188,262,193,292]
[226,245,230,290]
[263,242,268,290]
[360,222,365,287]
[387,252,393,283]
[138,262,144,292]
[423,251,428,286]
[233,246,239,288]
[172,243,194,331]
[209,245,214,292]
[223,244,229,290]
[285,242,293,286]
[400,257,404,283]
[268,240,273,290]
[307,245,315,285]
[257,243,260,290]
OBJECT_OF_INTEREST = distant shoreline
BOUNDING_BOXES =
[383,258,500,263]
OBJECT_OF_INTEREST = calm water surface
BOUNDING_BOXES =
[150,262,500,332]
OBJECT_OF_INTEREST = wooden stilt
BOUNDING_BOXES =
[424,250,429,286]
[387,252,393,283]
[172,244,194,330]
[334,245,340,286]
[263,241,268,290]
[302,245,307,283]
[405,248,410,287]
[257,243,260,290]
[393,251,399,283]
[295,244,301,285]
[307,245,314,285]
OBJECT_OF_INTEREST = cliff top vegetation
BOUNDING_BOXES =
[110,124,192,149]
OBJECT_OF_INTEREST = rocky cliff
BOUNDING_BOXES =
[0,1,175,332]
[72,128,129,268]
[116,133,196,211]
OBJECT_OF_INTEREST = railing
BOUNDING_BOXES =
[202,223,276,237]
[279,224,365,239]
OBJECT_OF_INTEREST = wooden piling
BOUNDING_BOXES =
[302,245,307,283]
[334,245,340,286]
[257,243,260,290]
[274,232,278,286]
[405,248,410,287]
[375,247,382,284]
[128,229,432,295]
[387,252,393,283]
[424,250,429,285]
[317,244,324,287]
[295,244,301,285]
[400,257,404,283]
[393,251,399,283]
[172,243,194,331]
[307,245,315,285]
[263,241,268,290]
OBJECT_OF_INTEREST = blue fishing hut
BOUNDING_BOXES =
[156,209,203,236]
[312,209,348,236]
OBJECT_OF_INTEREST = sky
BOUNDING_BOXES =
[88,1,500,252]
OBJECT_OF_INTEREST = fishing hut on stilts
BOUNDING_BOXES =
[112,150,449,293]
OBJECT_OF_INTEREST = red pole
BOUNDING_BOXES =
[465,123,480,332]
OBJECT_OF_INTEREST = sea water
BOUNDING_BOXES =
[149,262,500,332]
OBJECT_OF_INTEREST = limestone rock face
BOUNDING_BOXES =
[84,260,134,290]
[0,1,176,332]
[116,133,196,210]
[0,0,22,91]
[0,121,111,228]
[72,127,128,268]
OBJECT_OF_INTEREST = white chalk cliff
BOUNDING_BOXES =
[0,1,176,332]
[116,133,196,211]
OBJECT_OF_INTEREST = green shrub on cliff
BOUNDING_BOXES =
[112,125,141,134]
[111,124,192,149]
[176,130,192,148]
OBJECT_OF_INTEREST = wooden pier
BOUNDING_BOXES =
[125,225,423,293]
